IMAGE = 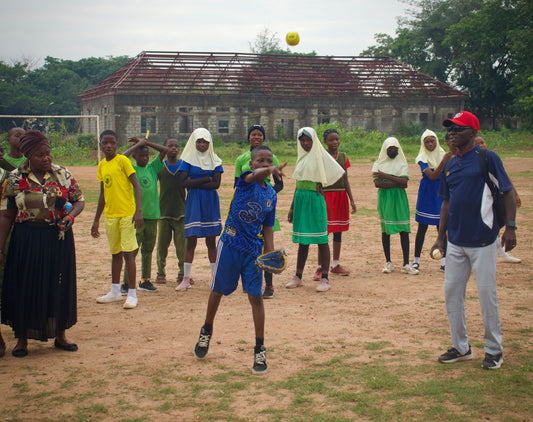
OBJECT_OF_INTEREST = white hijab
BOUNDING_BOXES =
[180,128,222,171]
[415,129,446,169]
[293,127,345,187]
[372,137,409,177]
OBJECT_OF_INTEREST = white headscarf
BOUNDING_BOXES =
[180,128,222,171]
[372,137,409,177]
[415,129,446,169]
[293,127,345,187]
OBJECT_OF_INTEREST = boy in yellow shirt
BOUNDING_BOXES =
[92,130,144,309]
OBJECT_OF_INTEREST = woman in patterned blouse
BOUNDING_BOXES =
[0,130,85,358]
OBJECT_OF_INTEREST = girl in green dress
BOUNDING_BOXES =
[285,127,345,292]
[372,137,418,275]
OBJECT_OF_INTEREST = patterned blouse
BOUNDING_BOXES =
[0,161,84,223]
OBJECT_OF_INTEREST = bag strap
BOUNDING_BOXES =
[478,148,499,196]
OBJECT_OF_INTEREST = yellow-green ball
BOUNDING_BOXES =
[286,32,300,46]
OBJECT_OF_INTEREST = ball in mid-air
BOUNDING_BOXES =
[431,249,443,260]
[286,32,300,46]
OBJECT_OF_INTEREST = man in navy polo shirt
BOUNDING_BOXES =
[431,111,517,370]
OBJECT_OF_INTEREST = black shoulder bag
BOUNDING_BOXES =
[478,148,506,228]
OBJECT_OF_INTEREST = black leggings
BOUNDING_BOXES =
[414,223,447,258]
[382,231,410,266]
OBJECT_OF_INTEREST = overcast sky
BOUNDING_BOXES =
[1,0,411,66]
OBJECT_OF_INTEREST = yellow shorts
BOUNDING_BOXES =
[105,215,138,254]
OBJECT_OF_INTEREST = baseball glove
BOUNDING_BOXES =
[255,248,287,274]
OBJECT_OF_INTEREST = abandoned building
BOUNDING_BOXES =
[78,51,466,142]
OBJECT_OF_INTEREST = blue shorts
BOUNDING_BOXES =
[211,240,262,296]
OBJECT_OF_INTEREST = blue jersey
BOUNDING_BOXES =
[221,172,277,256]
[439,145,512,247]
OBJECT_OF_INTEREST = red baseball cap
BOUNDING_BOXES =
[442,111,480,131]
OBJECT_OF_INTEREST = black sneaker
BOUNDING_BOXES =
[138,279,157,292]
[263,285,274,299]
[120,283,128,295]
[438,346,473,363]
[252,345,267,374]
[194,328,211,359]
[482,352,503,370]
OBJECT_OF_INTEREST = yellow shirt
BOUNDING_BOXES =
[97,154,136,218]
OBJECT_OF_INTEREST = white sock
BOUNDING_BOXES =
[210,262,217,279]
[413,256,420,265]
[332,260,339,268]
[111,283,120,295]
[441,257,446,266]
[127,288,137,299]
[316,265,322,270]
[184,262,192,278]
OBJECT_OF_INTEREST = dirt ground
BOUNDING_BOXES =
[0,158,532,420]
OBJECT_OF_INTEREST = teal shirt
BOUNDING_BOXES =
[134,157,164,219]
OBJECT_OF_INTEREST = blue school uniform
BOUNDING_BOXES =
[212,172,277,296]
[180,161,224,237]
[415,162,442,225]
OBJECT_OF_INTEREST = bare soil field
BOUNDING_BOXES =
[0,158,531,421]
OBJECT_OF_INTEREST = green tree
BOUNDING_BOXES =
[362,0,533,125]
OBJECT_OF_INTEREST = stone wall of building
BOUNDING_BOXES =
[80,94,464,144]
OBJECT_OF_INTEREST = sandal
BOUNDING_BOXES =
[54,339,78,352]
[12,347,28,358]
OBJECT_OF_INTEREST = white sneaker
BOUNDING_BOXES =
[285,275,302,289]
[316,279,330,292]
[176,277,192,291]
[499,254,521,263]
[401,264,419,275]
[382,262,394,274]
[96,292,123,303]
[123,296,138,309]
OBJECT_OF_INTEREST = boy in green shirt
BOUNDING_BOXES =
[121,136,168,292]
[156,138,187,284]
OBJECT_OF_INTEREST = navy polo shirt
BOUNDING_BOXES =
[439,145,512,247]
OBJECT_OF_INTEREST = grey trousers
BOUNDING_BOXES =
[444,240,503,356]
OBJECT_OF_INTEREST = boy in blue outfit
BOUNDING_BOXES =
[193,146,286,374]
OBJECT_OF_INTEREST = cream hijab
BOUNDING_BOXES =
[415,129,446,169]
[372,137,409,177]
[180,128,222,171]
[293,127,345,187]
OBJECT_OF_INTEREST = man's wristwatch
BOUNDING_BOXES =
[505,220,517,230]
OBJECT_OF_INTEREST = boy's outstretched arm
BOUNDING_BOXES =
[123,137,147,157]
[262,225,274,254]
[128,173,144,229]
[91,182,105,238]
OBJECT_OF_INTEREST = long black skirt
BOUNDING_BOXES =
[1,222,77,340]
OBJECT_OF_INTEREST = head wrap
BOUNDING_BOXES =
[293,127,345,187]
[415,129,446,169]
[180,128,222,171]
[372,137,409,177]
[247,124,266,141]
[18,130,50,158]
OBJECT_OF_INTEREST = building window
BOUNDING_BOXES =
[419,113,429,125]
[178,115,194,133]
[216,107,230,113]
[141,107,156,133]
[318,109,330,125]
[218,120,229,134]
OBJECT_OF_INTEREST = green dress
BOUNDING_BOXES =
[376,179,410,235]
[292,181,328,245]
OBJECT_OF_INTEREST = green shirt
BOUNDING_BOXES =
[234,150,280,186]
[134,157,164,219]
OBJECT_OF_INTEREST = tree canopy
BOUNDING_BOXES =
[362,0,532,126]
[0,55,131,131]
